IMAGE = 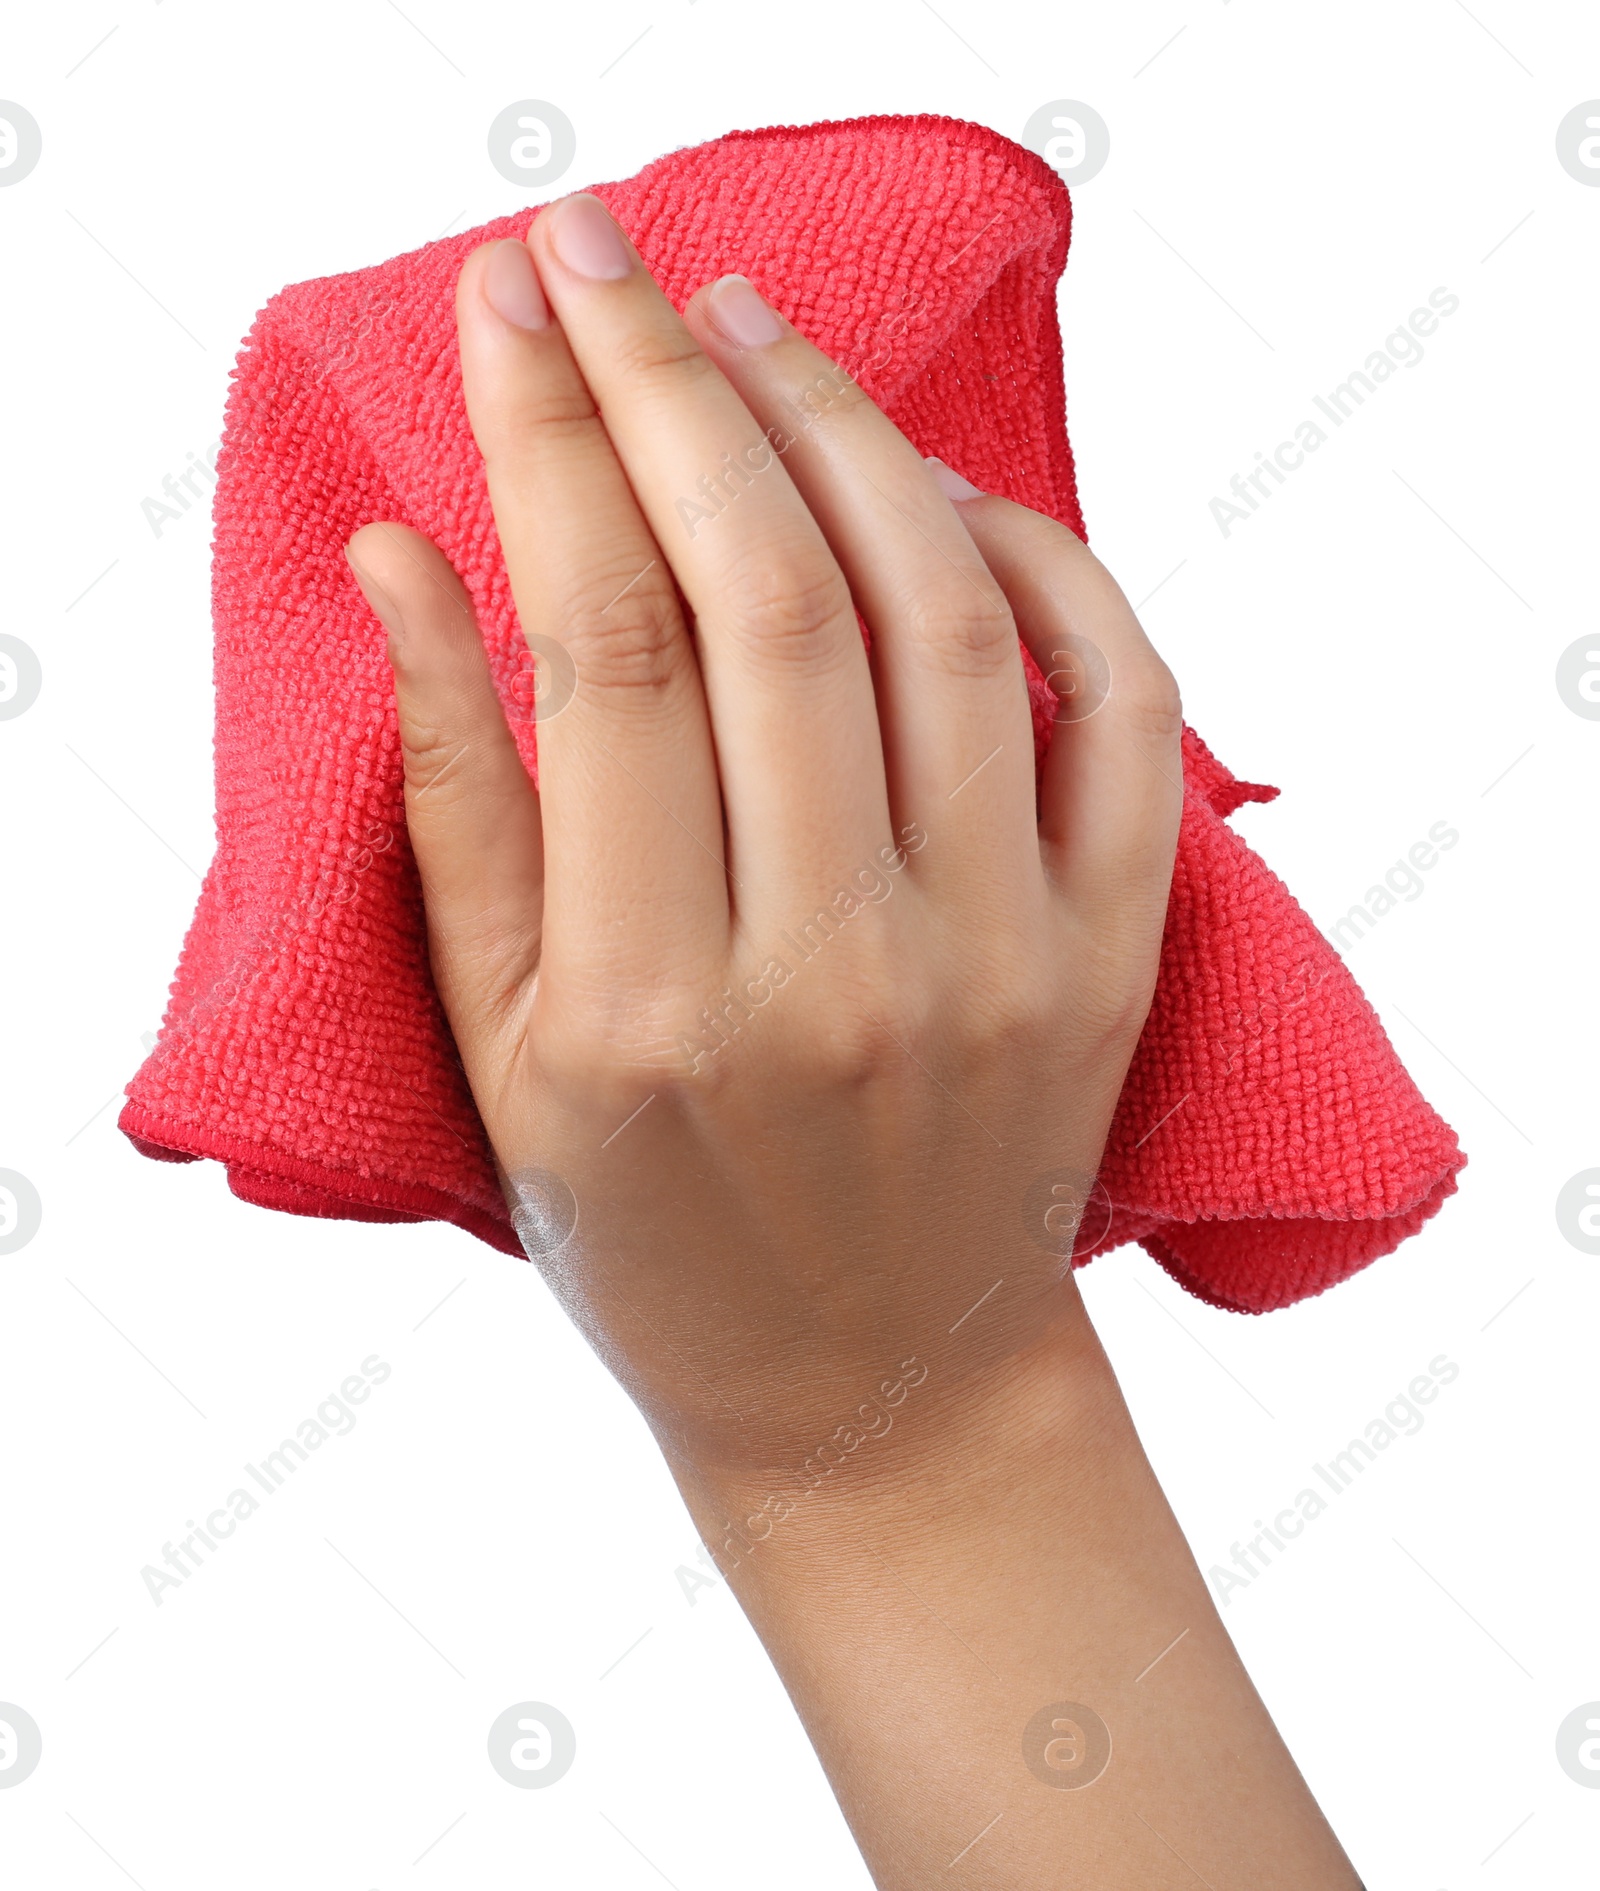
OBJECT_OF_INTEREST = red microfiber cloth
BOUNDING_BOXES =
[120,113,1463,1312]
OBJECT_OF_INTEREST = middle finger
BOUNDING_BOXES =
[689,276,1043,910]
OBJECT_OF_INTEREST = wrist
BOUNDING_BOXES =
[657,1287,1363,1891]
[662,1295,1139,1588]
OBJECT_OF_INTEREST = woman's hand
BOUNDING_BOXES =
[346,191,1179,1477]
[344,192,1359,1890]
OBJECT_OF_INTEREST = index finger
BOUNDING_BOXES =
[456,234,730,996]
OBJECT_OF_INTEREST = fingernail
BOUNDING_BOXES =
[925,456,985,501]
[482,238,549,330]
[345,544,404,654]
[547,193,633,281]
[705,274,784,349]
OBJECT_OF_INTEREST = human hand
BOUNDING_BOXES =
[344,191,1182,1493]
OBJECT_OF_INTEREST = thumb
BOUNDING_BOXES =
[344,521,544,1039]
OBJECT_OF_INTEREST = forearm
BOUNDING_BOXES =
[667,1298,1360,1890]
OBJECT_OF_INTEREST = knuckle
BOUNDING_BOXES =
[476,390,599,472]
[962,969,1054,1046]
[397,709,469,798]
[606,324,720,403]
[789,984,929,1087]
[564,572,685,701]
[901,579,1018,680]
[718,545,852,666]
[1115,658,1184,742]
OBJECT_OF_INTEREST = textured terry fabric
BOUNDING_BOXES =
[119,113,1464,1312]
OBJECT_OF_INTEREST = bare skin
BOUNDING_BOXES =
[343,191,1362,1889]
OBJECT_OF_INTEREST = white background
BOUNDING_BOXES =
[2,3,1596,1886]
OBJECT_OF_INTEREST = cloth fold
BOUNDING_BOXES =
[120,112,1464,1311]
